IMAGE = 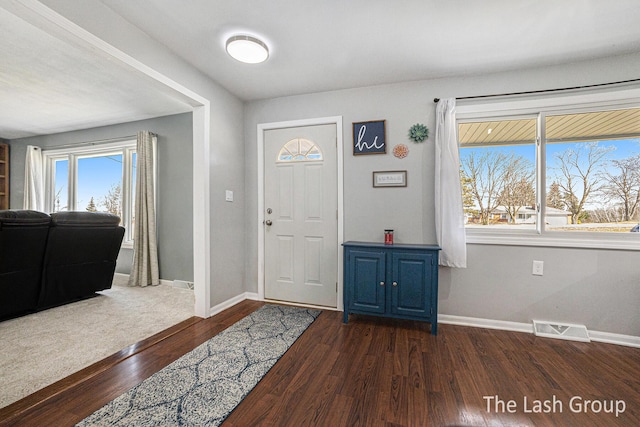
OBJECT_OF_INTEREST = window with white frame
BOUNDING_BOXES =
[277,138,323,162]
[458,98,640,248]
[43,140,137,245]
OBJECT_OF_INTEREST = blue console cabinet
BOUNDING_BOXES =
[343,241,440,335]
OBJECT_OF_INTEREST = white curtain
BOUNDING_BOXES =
[128,131,160,287]
[24,145,45,211]
[435,98,467,268]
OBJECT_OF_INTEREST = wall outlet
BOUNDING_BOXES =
[532,260,544,276]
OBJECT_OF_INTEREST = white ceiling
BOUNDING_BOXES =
[99,0,640,100]
[0,3,194,139]
[3,0,640,139]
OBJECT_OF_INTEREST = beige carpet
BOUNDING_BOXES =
[0,275,194,409]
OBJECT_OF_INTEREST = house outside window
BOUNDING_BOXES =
[43,140,137,246]
[459,117,538,231]
[457,93,640,250]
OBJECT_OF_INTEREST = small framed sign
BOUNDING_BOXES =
[373,170,407,187]
[353,120,386,155]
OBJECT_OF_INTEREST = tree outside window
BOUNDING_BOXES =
[459,107,640,235]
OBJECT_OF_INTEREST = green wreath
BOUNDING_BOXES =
[409,123,429,143]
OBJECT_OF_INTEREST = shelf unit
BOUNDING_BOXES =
[0,143,8,210]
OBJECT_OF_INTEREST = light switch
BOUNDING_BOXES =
[225,190,234,202]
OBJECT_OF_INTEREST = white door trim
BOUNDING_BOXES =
[257,116,344,310]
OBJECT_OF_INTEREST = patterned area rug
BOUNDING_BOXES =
[76,304,320,426]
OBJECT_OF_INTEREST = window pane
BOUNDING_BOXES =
[459,118,537,230]
[43,141,137,246]
[77,154,123,220]
[277,138,323,162]
[53,159,68,212]
[545,108,640,233]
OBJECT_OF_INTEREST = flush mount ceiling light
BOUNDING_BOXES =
[225,35,269,64]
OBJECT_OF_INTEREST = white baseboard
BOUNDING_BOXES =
[209,292,259,316]
[439,314,534,334]
[244,292,260,301]
[589,330,640,348]
[114,273,193,290]
[439,314,640,348]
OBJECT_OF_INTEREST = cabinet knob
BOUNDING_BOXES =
[380,281,385,286]
[392,281,398,287]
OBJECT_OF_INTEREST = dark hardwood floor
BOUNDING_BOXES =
[1,300,639,426]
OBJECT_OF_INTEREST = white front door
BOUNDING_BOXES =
[264,124,338,307]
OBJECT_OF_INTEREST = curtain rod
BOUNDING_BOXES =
[433,78,640,103]
[42,132,157,150]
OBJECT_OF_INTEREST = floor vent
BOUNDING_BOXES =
[173,280,194,290]
[533,320,590,343]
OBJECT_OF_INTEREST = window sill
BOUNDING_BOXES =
[466,232,640,251]
[121,241,134,250]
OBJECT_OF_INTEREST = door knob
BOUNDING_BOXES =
[265,220,273,226]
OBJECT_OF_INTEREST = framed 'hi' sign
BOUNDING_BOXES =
[353,120,386,155]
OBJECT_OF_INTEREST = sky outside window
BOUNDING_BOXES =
[76,154,123,211]
[53,159,68,212]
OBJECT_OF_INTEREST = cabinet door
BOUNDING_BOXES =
[348,249,386,314]
[390,251,433,318]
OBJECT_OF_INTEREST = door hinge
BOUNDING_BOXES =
[336,282,338,292]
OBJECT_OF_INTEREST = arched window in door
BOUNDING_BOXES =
[277,138,323,162]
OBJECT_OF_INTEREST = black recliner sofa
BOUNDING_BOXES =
[0,210,51,319]
[0,210,125,320]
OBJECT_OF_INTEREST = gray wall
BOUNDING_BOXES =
[206,94,246,307]
[245,52,640,336]
[8,113,194,282]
